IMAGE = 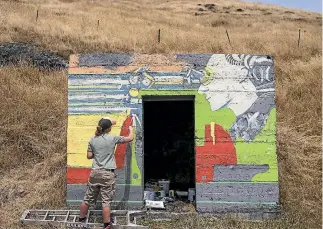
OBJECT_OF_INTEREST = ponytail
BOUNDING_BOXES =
[95,118,112,136]
[95,126,103,136]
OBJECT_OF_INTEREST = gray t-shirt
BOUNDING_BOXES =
[87,134,126,170]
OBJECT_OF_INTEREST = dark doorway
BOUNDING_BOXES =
[143,96,195,192]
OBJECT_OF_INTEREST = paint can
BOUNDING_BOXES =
[188,188,196,202]
[156,190,165,198]
[158,179,170,195]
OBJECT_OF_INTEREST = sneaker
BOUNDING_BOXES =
[78,217,86,222]
[103,222,112,229]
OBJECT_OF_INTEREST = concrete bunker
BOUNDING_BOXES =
[66,53,280,218]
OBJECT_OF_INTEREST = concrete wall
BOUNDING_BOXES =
[67,54,279,214]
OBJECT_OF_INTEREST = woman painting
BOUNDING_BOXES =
[78,117,134,229]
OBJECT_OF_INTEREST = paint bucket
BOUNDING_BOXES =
[156,190,165,198]
[144,191,155,201]
[176,191,188,197]
[158,179,170,195]
[188,188,195,202]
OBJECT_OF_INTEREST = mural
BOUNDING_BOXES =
[67,53,279,213]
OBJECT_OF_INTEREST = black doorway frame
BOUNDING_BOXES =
[141,95,196,206]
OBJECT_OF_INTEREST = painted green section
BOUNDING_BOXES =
[139,90,236,145]
[139,90,277,182]
[131,126,141,185]
[236,109,277,182]
[207,181,278,184]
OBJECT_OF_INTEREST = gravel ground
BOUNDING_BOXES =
[0,43,67,70]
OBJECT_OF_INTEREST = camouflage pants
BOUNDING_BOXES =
[83,169,116,208]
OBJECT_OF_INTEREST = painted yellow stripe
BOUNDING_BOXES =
[67,113,127,167]
[143,72,154,82]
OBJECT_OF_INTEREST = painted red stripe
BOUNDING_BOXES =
[67,167,91,184]
[115,116,133,169]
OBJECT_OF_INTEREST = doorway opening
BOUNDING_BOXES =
[143,96,195,198]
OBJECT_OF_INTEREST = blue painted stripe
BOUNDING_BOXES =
[68,74,132,80]
[68,72,188,79]
[69,89,127,94]
[69,99,124,104]
[68,85,189,93]
[149,85,185,90]
[146,72,187,77]
[68,107,138,114]
[68,92,128,103]
[68,109,142,116]
[69,103,122,107]
[69,85,133,92]
[68,87,129,95]
[68,104,139,109]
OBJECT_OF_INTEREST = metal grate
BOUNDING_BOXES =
[20,209,148,229]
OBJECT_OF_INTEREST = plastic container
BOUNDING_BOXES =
[158,179,170,195]
[176,191,188,196]
[156,190,165,198]
[144,191,155,201]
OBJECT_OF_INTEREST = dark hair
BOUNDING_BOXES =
[95,118,112,136]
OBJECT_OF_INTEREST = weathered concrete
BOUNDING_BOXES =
[213,164,270,182]
[67,53,279,217]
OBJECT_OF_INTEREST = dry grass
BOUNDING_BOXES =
[0,66,68,229]
[0,0,321,228]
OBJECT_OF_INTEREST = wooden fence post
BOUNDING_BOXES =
[97,20,100,31]
[298,29,301,48]
[226,29,232,47]
[36,9,39,22]
[158,29,161,43]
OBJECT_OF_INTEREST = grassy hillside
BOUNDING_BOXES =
[0,0,321,228]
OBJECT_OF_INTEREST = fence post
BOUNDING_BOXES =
[226,29,232,47]
[298,29,301,48]
[158,29,161,43]
[36,9,39,22]
[97,20,100,31]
